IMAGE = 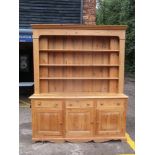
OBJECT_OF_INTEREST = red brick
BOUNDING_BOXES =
[83,0,96,24]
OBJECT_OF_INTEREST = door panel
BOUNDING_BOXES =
[96,110,123,135]
[96,99,126,136]
[66,108,94,137]
[34,109,63,136]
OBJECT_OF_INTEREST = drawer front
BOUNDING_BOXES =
[80,101,93,108]
[66,100,94,108]
[34,100,62,109]
[66,100,81,108]
[97,99,125,109]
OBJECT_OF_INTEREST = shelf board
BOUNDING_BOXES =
[40,77,119,80]
[39,49,119,53]
[30,93,128,99]
[39,64,119,67]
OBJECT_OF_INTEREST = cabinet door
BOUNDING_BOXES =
[96,109,123,136]
[96,100,126,136]
[33,109,63,137]
[66,108,94,137]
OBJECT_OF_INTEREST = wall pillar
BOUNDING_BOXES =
[82,0,96,25]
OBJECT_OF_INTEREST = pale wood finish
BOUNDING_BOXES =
[30,24,128,142]
[30,93,128,99]
[31,98,127,141]
[31,24,127,30]
[33,38,40,94]
[118,39,126,93]
[38,36,120,93]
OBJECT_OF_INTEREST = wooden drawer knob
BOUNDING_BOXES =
[69,104,72,106]
[87,104,90,106]
[38,102,41,106]
[100,103,103,106]
[116,103,120,106]
[54,104,58,107]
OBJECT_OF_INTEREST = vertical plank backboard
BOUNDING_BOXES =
[63,36,73,92]
[48,37,55,92]
[92,37,103,64]
[109,37,119,93]
[39,37,48,93]
[102,37,110,50]
[73,36,83,92]
[92,37,104,92]
[54,36,64,92]
[83,36,93,63]
[74,36,83,64]
[83,37,93,92]
[102,38,110,92]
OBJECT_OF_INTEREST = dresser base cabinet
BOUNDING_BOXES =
[30,95,128,142]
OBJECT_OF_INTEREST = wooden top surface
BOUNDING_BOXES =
[31,24,127,30]
[30,93,128,99]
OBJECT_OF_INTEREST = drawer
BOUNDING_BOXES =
[34,100,62,109]
[80,101,93,108]
[97,99,125,109]
[66,100,81,108]
[66,100,94,108]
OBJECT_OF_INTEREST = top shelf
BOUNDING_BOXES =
[39,49,120,53]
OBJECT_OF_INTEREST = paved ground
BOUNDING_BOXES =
[19,76,135,155]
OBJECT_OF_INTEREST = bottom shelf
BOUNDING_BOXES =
[39,78,119,93]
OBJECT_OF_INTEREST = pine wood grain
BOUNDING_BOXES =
[30,25,128,142]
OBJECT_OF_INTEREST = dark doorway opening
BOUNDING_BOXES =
[19,42,34,95]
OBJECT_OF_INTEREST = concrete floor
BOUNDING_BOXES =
[19,76,135,155]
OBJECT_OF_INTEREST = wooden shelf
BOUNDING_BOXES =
[40,77,119,80]
[39,64,119,67]
[39,49,119,53]
[30,93,128,99]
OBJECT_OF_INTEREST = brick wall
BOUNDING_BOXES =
[82,0,96,24]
